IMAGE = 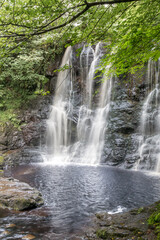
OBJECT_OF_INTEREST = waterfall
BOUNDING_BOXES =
[82,71,112,164]
[43,43,112,165]
[136,58,160,171]
[45,47,73,163]
[80,45,94,86]
[86,42,101,108]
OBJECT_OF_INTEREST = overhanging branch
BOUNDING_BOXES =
[0,0,141,39]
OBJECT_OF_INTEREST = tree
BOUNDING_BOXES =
[0,0,159,74]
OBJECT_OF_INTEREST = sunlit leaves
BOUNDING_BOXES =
[0,0,159,75]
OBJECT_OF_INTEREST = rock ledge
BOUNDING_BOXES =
[0,177,44,211]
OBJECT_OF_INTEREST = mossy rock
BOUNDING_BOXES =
[0,177,44,211]
[96,229,109,239]
[0,170,4,176]
[10,197,44,211]
[0,156,4,166]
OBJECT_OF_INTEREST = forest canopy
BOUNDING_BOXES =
[0,0,160,118]
[0,0,159,75]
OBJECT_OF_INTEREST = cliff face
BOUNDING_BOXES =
[103,72,147,168]
[0,45,155,169]
[0,96,51,167]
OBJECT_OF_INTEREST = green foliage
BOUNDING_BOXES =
[96,229,109,239]
[53,64,70,73]
[0,109,20,129]
[0,0,159,76]
[8,113,21,127]
[148,205,160,225]
[0,35,59,123]
[0,49,48,94]
[0,0,159,123]
[137,207,144,214]
[34,89,50,96]
[100,0,160,75]
[148,204,160,239]
[0,85,6,110]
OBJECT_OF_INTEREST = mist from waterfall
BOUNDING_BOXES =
[136,58,160,172]
[43,43,112,165]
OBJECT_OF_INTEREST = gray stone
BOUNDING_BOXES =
[0,177,44,210]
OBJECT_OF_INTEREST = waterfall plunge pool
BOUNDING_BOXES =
[1,164,160,239]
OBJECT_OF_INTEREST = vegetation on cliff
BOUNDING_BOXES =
[148,202,160,239]
[0,36,62,124]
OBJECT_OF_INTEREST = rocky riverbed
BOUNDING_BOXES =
[85,201,160,240]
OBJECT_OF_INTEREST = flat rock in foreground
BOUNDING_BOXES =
[0,177,44,211]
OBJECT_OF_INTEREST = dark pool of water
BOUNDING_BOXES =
[1,164,160,239]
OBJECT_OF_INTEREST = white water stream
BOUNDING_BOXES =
[136,58,160,171]
[45,47,72,162]
[43,44,112,165]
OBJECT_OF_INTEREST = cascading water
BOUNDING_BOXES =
[43,43,112,165]
[136,58,160,171]
[77,66,112,164]
[45,46,73,163]
[80,45,94,88]
[86,42,101,108]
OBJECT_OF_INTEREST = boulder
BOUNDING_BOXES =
[0,177,43,211]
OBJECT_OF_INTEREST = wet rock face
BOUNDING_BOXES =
[0,177,43,210]
[103,75,147,168]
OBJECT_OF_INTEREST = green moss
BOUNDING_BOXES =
[0,109,20,128]
[96,213,104,220]
[13,198,34,211]
[132,228,144,236]
[148,203,160,238]
[96,229,109,239]
[137,207,145,214]
[0,156,4,165]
